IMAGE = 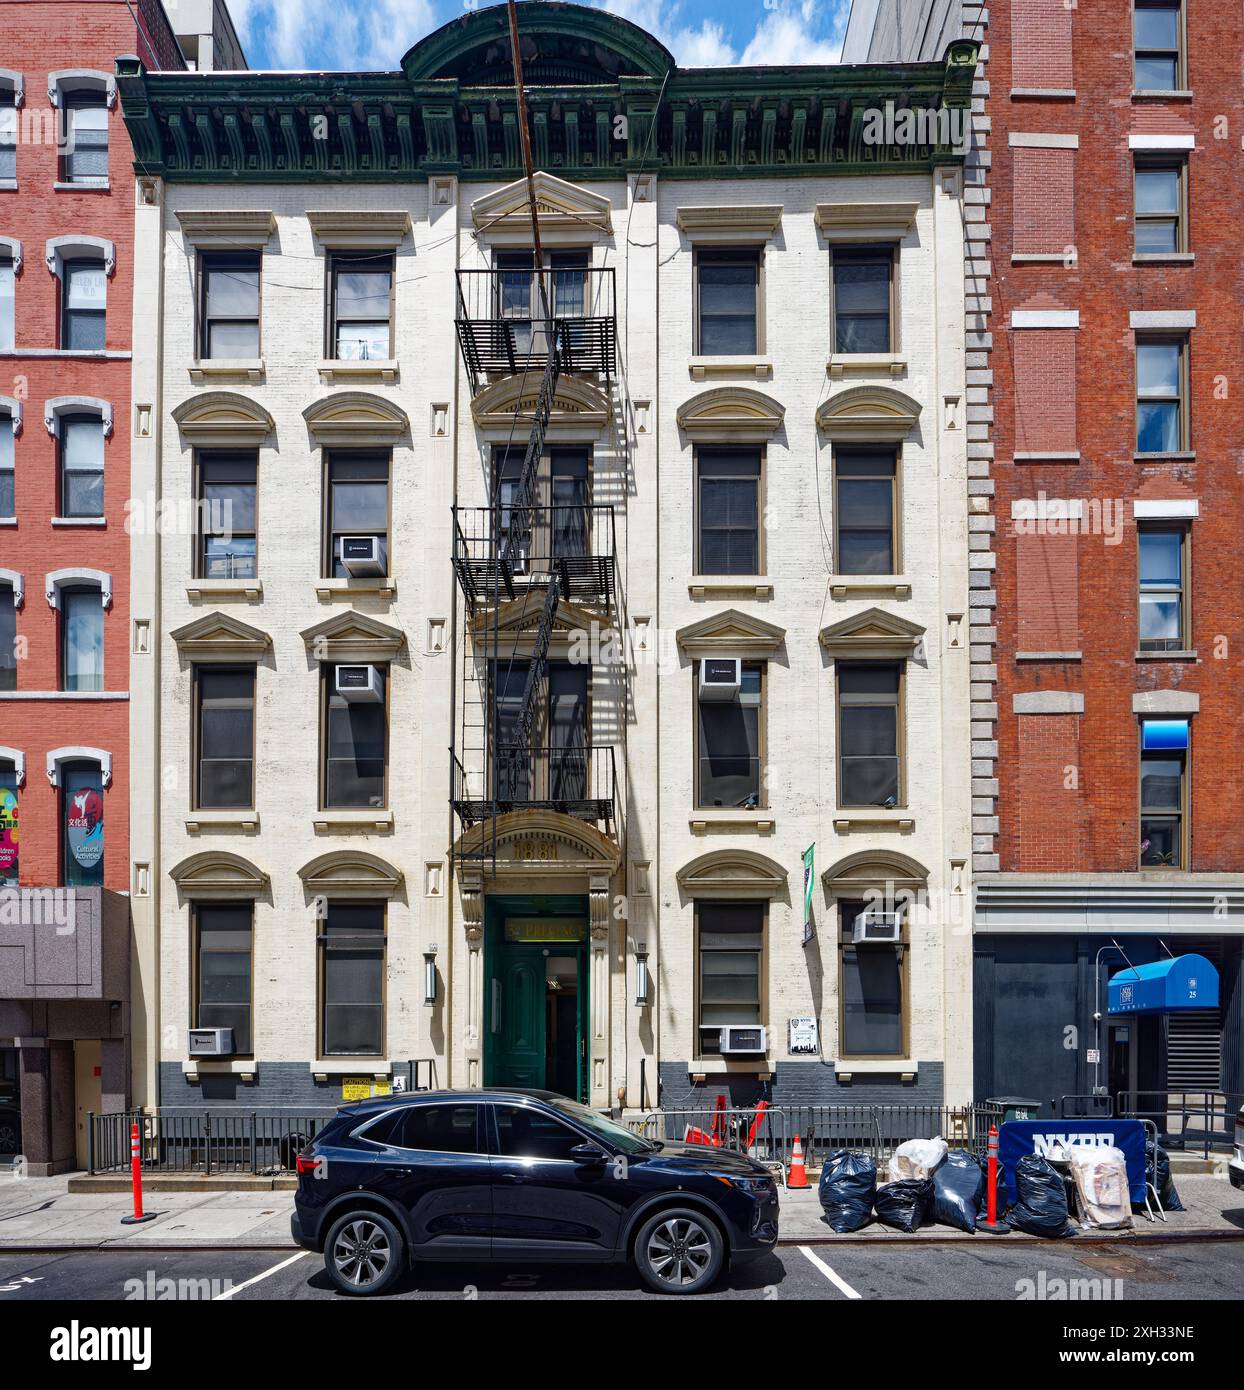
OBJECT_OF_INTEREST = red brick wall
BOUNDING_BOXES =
[1015,531,1080,652]
[987,1,1244,873]
[1010,0,1074,90]
[1011,149,1075,256]
[0,1,179,889]
[1013,328,1077,452]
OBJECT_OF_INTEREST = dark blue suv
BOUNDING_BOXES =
[292,1088,779,1295]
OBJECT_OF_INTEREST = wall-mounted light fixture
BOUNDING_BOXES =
[634,942,650,1008]
[423,944,439,1007]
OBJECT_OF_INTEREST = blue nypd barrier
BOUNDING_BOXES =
[999,1120,1148,1206]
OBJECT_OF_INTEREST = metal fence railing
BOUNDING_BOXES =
[627,1103,1004,1170]
[1117,1090,1244,1158]
[88,1111,335,1175]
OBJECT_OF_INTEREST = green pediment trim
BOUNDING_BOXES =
[116,19,977,184]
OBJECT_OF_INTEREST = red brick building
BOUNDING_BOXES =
[847,0,1243,1122]
[0,0,242,1173]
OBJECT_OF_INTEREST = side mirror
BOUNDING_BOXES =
[570,1143,608,1165]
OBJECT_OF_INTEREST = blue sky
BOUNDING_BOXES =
[226,0,854,72]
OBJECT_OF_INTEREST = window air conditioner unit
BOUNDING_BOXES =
[852,909,903,944]
[187,1027,234,1057]
[719,1024,767,1056]
[340,535,386,577]
[698,657,742,702]
[335,664,384,703]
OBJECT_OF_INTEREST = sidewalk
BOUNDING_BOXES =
[0,1172,1239,1251]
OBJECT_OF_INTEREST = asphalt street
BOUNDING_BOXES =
[0,1239,1239,1301]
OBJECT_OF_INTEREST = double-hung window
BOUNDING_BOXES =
[1134,1,1183,91]
[323,663,387,808]
[1138,525,1187,651]
[0,253,13,349]
[1135,337,1186,453]
[696,662,762,809]
[834,448,898,574]
[837,662,902,808]
[59,414,104,517]
[838,898,905,1058]
[320,902,385,1056]
[196,451,257,579]
[329,252,392,361]
[199,252,261,359]
[0,93,15,182]
[61,259,106,350]
[326,453,389,579]
[696,447,761,575]
[61,585,103,692]
[0,406,13,515]
[1140,719,1188,868]
[194,666,255,809]
[61,96,109,184]
[695,247,760,355]
[1134,159,1186,255]
[696,901,764,1057]
[832,246,894,354]
[194,904,253,1054]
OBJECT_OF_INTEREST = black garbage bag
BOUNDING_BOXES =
[818,1150,877,1233]
[1007,1154,1076,1237]
[874,1178,934,1233]
[1138,1139,1185,1213]
[934,1150,984,1233]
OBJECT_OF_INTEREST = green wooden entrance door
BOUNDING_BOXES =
[492,943,547,1090]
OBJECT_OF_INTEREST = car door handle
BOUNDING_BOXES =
[499,1171,529,1183]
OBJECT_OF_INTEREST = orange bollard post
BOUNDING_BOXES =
[120,1121,157,1225]
[980,1122,1010,1234]
[786,1133,810,1189]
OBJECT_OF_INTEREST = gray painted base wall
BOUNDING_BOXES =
[657,1061,946,1110]
[160,1062,357,1113]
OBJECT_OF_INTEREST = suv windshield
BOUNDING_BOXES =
[549,1098,656,1154]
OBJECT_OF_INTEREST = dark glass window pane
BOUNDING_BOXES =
[1134,6,1179,50]
[494,1105,584,1161]
[1137,401,1179,452]
[63,589,103,692]
[0,586,15,691]
[1135,168,1179,214]
[841,946,903,1055]
[1140,755,1182,810]
[698,255,757,355]
[205,264,259,317]
[326,669,387,808]
[698,903,763,1047]
[396,1105,481,1155]
[322,905,384,1055]
[198,668,254,809]
[1140,816,1179,866]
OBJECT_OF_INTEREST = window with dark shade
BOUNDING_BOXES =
[196,452,257,579]
[839,898,904,1057]
[696,901,764,1056]
[832,247,893,354]
[320,902,385,1056]
[195,904,253,1053]
[837,662,901,808]
[326,453,389,578]
[697,664,762,809]
[323,664,387,808]
[695,248,759,355]
[61,96,108,184]
[0,584,15,691]
[696,448,761,575]
[199,252,261,359]
[195,667,255,809]
[834,448,897,574]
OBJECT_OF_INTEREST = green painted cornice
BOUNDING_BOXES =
[116,6,977,185]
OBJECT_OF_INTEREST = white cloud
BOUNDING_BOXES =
[232,0,439,70]
[739,2,847,66]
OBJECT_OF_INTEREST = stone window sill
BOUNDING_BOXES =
[689,355,772,380]
[1013,451,1080,463]
[1016,650,1082,662]
[54,180,110,193]
[830,574,911,599]
[833,810,914,834]
[1131,89,1193,101]
[51,515,105,527]
[1011,253,1070,265]
[1134,253,1194,265]
[689,1058,774,1078]
[835,1059,918,1080]
[189,359,264,384]
[311,1060,391,1080]
[689,809,774,835]
[182,1059,257,1080]
[187,578,263,601]
[1135,648,1197,661]
[827,353,906,378]
[0,517,15,527]
[186,810,260,833]
[1010,88,1076,100]
[316,576,396,600]
[314,809,394,833]
[688,576,772,600]
[318,359,399,385]
[1135,451,1195,463]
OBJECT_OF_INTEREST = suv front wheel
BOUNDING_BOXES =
[633,1207,724,1295]
[324,1210,405,1296]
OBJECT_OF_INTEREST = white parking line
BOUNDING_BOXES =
[798,1245,863,1300]
[213,1251,309,1301]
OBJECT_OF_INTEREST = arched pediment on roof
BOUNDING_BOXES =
[675,849,789,901]
[402,4,675,85]
[816,385,922,442]
[173,392,274,445]
[168,850,270,902]
[677,387,785,443]
[471,374,612,439]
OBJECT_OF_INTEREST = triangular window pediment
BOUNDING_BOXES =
[300,610,405,662]
[171,611,272,660]
[819,606,925,658]
[676,607,786,657]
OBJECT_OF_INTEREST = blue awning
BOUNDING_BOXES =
[1107,954,1219,1015]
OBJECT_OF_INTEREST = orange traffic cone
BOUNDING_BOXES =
[787,1133,810,1189]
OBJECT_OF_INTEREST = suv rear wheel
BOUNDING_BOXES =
[324,1210,404,1296]
[633,1206,724,1295]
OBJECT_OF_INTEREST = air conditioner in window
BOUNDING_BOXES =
[719,1024,767,1056]
[698,657,742,702]
[340,535,386,577]
[335,664,384,703]
[852,909,903,944]
[187,1027,234,1057]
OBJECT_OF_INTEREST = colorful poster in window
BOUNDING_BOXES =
[0,785,16,886]
[66,785,104,872]
[801,843,815,946]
